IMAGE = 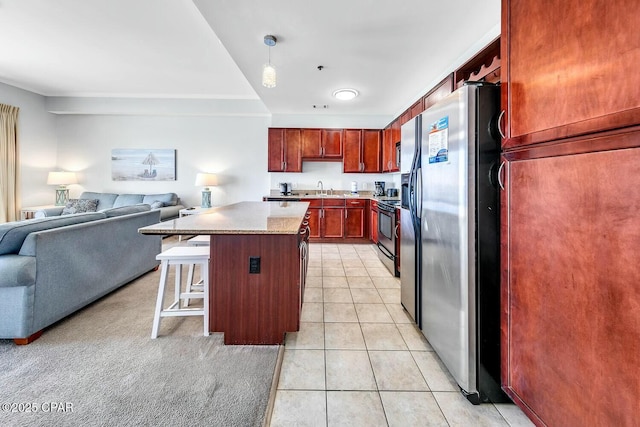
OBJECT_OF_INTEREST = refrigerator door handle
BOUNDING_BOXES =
[408,168,415,217]
[416,167,423,216]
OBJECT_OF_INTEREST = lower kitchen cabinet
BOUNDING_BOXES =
[307,205,321,238]
[321,199,346,238]
[395,208,400,273]
[345,199,366,239]
[264,197,371,242]
[370,200,379,243]
[501,129,640,426]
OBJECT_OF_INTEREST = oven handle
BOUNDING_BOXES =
[376,242,395,261]
[377,203,395,213]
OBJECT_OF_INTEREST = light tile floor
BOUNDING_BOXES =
[270,243,534,427]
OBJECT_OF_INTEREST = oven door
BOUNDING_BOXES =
[377,205,397,275]
[378,208,394,249]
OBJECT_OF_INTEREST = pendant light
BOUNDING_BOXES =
[262,35,277,88]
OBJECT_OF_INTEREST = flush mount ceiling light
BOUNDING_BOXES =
[262,35,277,88]
[332,88,359,101]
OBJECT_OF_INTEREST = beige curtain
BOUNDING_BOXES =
[0,103,20,223]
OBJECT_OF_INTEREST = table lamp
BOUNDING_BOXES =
[47,171,78,206]
[195,173,218,208]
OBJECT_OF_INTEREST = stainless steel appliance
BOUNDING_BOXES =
[298,214,311,313]
[400,114,421,326]
[373,181,385,197]
[376,200,399,276]
[419,83,506,404]
[279,182,292,195]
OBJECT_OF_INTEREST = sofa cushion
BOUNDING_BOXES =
[61,199,99,215]
[0,255,36,288]
[102,204,151,218]
[149,200,164,209]
[143,193,177,206]
[0,212,106,255]
[113,194,144,208]
[80,192,118,210]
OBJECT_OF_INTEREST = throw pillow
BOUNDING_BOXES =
[149,200,164,209]
[61,199,99,215]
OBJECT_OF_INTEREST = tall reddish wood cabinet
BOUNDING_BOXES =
[500,1,640,425]
[343,129,381,173]
[268,128,302,172]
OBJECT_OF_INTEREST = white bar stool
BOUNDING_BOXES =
[185,235,210,305]
[187,235,210,246]
[151,246,210,339]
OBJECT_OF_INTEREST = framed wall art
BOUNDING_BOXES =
[111,149,176,181]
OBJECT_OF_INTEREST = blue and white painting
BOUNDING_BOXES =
[111,149,176,181]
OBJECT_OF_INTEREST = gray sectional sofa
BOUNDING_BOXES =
[0,205,162,343]
[35,191,185,221]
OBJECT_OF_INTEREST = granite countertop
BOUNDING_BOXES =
[265,193,400,203]
[138,201,310,236]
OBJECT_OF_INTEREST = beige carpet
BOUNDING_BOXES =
[0,263,279,427]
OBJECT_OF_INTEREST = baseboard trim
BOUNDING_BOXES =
[262,344,285,427]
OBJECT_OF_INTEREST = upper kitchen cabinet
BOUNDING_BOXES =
[343,129,381,173]
[362,130,382,173]
[321,129,343,158]
[301,129,343,159]
[391,118,401,145]
[399,110,412,126]
[409,100,423,119]
[454,39,500,89]
[268,128,302,172]
[501,0,640,149]
[382,125,399,172]
[423,74,454,111]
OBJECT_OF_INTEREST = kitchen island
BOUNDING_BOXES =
[139,201,310,345]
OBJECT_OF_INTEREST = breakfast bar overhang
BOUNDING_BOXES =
[139,201,310,345]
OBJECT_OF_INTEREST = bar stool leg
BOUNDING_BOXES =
[175,263,182,309]
[151,260,169,339]
[185,263,196,306]
[203,260,210,336]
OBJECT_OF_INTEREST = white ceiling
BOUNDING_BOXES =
[0,0,500,117]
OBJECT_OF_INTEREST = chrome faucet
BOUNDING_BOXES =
[317,180,325,195]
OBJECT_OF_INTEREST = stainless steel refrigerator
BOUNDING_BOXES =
[419,83,507,404]
[400,113,421,326]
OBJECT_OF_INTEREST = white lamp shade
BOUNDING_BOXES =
[262,63,276,88]
[195,173,218,187]
[47,171,78,186]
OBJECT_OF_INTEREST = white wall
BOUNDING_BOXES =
[55,114,270,208]
[0,82,58,207]
[1,83,400,209]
